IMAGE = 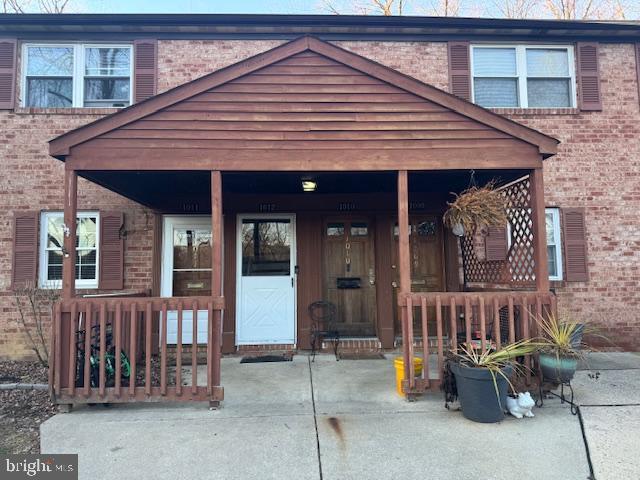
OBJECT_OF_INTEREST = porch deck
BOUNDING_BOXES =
[49,290,553,406]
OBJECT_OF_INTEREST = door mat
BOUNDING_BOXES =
[240,355,293,364]
[338,353,386,360]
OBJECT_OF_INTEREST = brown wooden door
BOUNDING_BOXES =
[323,216,377,336]
[392,215,445,336]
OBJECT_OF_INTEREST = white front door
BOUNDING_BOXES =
[161,216,212,345]
[236,215,296,345]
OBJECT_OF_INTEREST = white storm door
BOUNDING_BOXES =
[161,216,212,345]
[236,215,296,345]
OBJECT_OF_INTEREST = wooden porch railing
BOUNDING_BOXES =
[49,296,224,406]
[399,291,556,395]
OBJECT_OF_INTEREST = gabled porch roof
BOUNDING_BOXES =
[49,36,558,172]
[47,40,557,411]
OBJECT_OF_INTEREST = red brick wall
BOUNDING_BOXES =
[1,38,638,359]
[496,43,640,350]
[157,39,449,93]
[0,109,154,359]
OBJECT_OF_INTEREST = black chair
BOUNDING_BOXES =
[308,301,340,361]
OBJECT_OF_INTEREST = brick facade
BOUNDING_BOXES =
[0,109,154,358]
[1,38,638,359]
[506,43,640,349]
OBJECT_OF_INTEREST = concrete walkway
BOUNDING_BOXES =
[41,352,640,480]
[575,353,640,480]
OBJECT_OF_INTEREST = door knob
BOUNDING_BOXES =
[391,281,398,288]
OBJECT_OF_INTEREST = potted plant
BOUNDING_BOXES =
[449,340,537,423]
[534,311,587,384]
[443,180,508,236]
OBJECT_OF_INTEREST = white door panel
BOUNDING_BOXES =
[160,216,213,345]
[236,215,296,345]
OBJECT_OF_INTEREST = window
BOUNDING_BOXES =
[471,45,575,108]
[327,223,345,237]
[39,212,100,288]
[241,219,291,277]
[545,208,563,281]
[23,44,132,108]
[83,47,132,107]
[350,222,368,237]
[25,46,74,108]
[505,207,563,281]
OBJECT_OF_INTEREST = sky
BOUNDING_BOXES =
[74,1,331,14]
[14,0,640,19]
[40,0,509,16]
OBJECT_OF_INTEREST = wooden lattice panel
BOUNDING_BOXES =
[462,176,536,287]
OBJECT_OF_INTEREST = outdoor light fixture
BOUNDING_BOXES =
[302,178,317,192]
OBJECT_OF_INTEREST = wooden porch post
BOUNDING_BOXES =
[210,170,223,408]
[57,167,77,409]
[397,170,414,394]
[62,168,77,299]
[530,168,550,292]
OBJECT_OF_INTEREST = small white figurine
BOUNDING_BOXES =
[506,392,535,419]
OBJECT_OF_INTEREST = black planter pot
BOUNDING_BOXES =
[450,363,512,423]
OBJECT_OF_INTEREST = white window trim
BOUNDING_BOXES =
[39,211,100,289]
[21,42,133,108]
[470,44,577,109]
[546,207,563,281]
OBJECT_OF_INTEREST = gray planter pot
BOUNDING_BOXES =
[450,362,512,423]
[539,353,578,383]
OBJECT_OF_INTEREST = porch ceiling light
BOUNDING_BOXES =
[302,178,317,192]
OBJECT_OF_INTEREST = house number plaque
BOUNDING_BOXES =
[182,203,200,212]
[338,202,356,211]
[259,203,276,212]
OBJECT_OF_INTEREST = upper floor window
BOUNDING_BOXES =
[471,45,576,109]
[23,44,132,108]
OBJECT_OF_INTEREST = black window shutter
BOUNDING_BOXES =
[134,39,158,103]
[0,38,17,110]
[485,226,508,262]
[99,212,124,290]
[562,208,589,282]
[448,41,471,101]
[577,42,602,111]
[12,211,38,288]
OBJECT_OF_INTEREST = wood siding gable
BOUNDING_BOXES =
[49,36,558,170]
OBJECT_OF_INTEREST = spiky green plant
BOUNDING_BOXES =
[452,339,537,403]
[534,311,586,358]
